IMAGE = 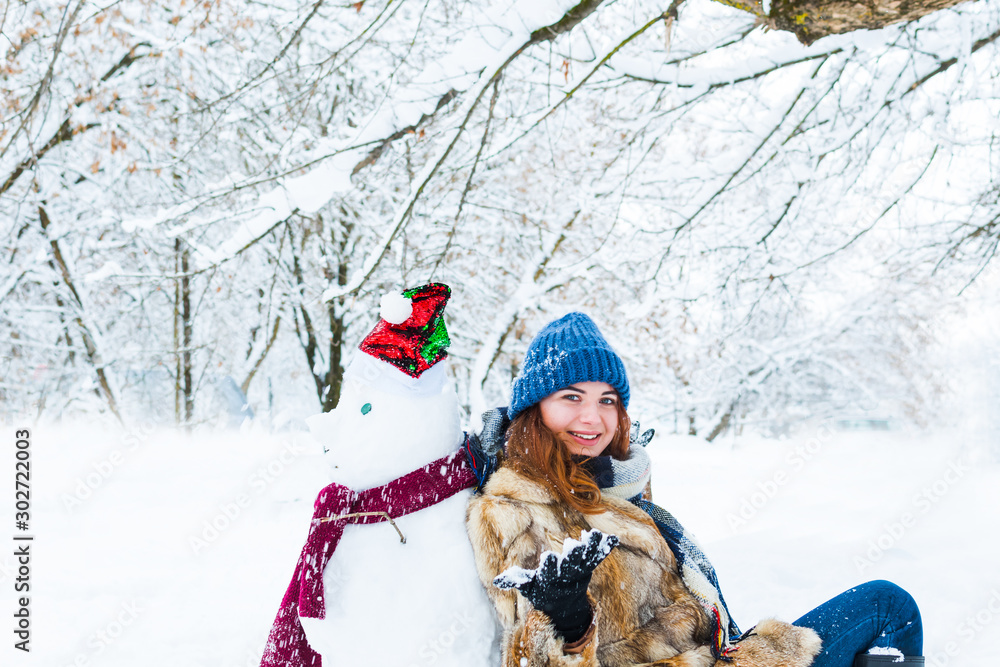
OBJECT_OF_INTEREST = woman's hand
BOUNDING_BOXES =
[493,530,619,641]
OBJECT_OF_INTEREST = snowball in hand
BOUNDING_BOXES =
[379,292,412,324]
[493,529,619,592]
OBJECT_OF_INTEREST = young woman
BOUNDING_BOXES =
[466,312,922,667]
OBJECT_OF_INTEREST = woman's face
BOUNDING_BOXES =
[538,381,619,457]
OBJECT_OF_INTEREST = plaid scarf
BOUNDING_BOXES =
[465,409,741,659]
[591,444,741,658]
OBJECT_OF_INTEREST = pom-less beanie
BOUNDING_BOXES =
[508,312,629,420]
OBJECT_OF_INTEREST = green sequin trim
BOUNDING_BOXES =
[420,318,449,363]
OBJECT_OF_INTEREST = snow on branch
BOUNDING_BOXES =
[131,1,612,279]
[318,0,609,301]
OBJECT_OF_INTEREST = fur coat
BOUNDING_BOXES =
[466,466,822,667]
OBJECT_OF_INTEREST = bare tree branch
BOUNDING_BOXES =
[349,0,609,177]
[0,0,86,162]
[902,25,1000,95]
[241,315,282,395]
[429,77,502,278]
[1,44,150,197]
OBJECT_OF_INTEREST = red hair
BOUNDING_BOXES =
[504,401,630,515]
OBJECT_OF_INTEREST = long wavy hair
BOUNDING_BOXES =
[504,401,631,515]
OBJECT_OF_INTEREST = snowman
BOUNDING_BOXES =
[261,283,500,667]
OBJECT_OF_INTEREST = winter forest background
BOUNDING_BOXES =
[3,0,999,440]
[3,1,1000,666]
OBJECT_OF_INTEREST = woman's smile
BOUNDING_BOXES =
[538,381,619,457]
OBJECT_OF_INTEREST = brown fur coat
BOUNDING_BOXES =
[466,466,822,667]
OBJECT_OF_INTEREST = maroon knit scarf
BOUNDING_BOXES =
[260,449,477,667]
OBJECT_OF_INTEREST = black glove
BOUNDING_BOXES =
[463,407,509,491]
[493,530,619,642]
[630,419,654,447]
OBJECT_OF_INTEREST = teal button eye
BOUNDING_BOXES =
[361,403,372,415]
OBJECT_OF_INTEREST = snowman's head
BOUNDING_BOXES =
[308,353,461,488]
[306,283,462,488]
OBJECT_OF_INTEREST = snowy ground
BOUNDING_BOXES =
[1,419,998,667]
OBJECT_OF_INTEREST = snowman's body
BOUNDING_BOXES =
[301,354,499,667]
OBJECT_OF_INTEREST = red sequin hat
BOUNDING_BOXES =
[358,283,451,378]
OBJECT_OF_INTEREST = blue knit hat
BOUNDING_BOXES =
[508,312,629,420]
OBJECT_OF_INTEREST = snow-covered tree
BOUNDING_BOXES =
[2,0,997,435]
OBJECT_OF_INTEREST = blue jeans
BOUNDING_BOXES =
[793,580,923,667]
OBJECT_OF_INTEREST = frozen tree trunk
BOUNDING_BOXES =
[322,258,348,414]
[287,214,353,413]
[174,240,194,430]
[38,206,122,423]
[706,405,734,442]
[241,316,282,397]
[174,242,182,426]
[182,248,194,426]
[716,0,973,45]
